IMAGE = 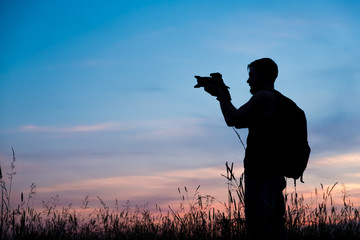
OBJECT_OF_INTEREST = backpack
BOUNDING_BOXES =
[273,90,311,183]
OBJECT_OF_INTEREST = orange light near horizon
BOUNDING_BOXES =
[26,152,360,212]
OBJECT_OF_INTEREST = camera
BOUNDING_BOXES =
[194,73,231,101]
[194,73,224,88]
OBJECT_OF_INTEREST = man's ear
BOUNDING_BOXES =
[260,71,271,83]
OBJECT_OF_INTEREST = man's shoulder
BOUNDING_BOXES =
[250,90,276,104]
[272,90,297,107]
[246,90,277,115]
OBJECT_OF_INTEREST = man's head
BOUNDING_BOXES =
[247,58,278,94]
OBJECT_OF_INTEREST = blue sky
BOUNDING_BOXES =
[1,0,360,208]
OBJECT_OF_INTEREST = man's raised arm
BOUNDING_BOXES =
[217,89,275,129]
[217,90,254,129]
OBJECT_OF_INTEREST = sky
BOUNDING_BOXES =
[1,0,360,210]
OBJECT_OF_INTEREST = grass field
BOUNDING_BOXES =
[1,150,359,240]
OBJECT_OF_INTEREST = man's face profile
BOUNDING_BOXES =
[247,67,263,94]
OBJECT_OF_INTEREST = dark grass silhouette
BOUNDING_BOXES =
[1,150,359,239]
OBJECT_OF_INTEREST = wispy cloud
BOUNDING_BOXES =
[36,166,228,204]
[18,117,207,137]
[311,152,360,167]
[38,166,224,193]
[19,122,129,133]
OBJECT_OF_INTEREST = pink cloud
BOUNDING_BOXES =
[19,122,131,133]
[18,117,207,137]
[35,166,229,208]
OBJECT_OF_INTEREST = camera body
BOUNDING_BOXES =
[194,73,226,88]
[194,73,231,101]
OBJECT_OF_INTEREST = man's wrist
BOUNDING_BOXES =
[217,95,229,102]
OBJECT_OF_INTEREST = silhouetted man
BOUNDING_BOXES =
[203,58,286,239]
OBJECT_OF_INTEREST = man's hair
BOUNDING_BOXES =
[248,58,278,83]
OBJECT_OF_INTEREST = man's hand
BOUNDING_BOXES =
[203,82,221,97]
